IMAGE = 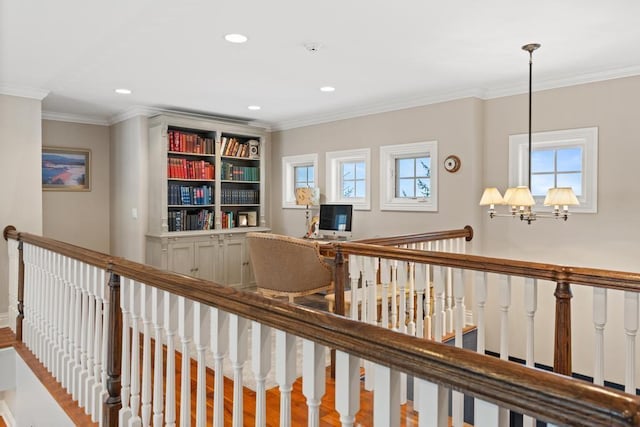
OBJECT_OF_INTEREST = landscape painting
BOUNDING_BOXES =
[42,147,91,191]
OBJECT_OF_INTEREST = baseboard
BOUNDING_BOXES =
[0,400,17,427]
[0,312,8,329]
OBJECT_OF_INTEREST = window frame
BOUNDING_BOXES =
[508,127,598,213]
[325,148,371,210]
[282,153,318,209]
[380,140,438,212]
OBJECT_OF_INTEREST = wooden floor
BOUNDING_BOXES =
[1,327,429,426]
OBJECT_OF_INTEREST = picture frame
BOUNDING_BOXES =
[237,213,249,227]
[239,210,258,227]
[42,147,91,191]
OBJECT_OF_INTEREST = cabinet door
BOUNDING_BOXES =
[194,239,220,282]
[167,241,195,276]
[222,235,251,289]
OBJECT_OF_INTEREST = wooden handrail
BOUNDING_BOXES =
[4,227,640,425]
[353,224,473,246]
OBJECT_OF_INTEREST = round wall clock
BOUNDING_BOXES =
[444,155,461,173]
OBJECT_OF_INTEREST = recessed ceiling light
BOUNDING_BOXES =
[248,105,261,111]
[225,33,248,43]
[320,86,335,92]
[114,88,132,95]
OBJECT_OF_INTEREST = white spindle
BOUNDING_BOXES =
[62,256,73,391]
[210,308,229,427]
[417,379,447,427]
[276,330,297,427]
[51,253,62,380]
[91,268,106,422]
[164,293,178,427]
[251,322,272,427]
[374,364,400,427]
[349,255,362,320]
[302,339,326,427]
[128,280,142,425]
[119,278,132,425]
[452,268,465,427]
[593,287,607,386]
[433,266,445,342]
[363,256,377,392]
[624,291,638,394]
[475,271,487,355]
[7,238,18,334]
[99,270,111,423]
[78,262,90,408]
[499,274,511,427]
[229,314,249,427]
[335,351,360,427]
[415,263,426,339]
[72,260,83,400]
[390,260,398,330]
[178,297,194,427]
[151,289,165,427]
[380,259,390,328]
[398,261,408,334]
[83,266,96,415]
[444,240,454,333]
[424,241,433,340]
[474,399,500,427]
[141,283,153,427]
[193,302,210,427]
[523,277,538,427]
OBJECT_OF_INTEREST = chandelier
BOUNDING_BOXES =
[479,43,579,224]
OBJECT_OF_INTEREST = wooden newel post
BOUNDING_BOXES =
[553,281,573,376]
[16,240,25,341]
[334,246,346,317]
[103,271,123,426]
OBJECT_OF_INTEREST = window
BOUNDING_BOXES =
[282,153,318,208]
[326,148,371,210]
[509,127,597,213]
[380,141,438,211]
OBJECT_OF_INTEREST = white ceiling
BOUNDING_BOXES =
[2,1,640,130]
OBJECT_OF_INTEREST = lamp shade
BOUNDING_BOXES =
[544,187,579,206]
[503,187,517,206]
[479,187,504,206]
[295,187,320,206]
[506,186,535,207]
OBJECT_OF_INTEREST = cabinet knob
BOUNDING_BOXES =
[242,261,249,266]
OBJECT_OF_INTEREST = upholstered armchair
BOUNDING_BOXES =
[246,232,334,303]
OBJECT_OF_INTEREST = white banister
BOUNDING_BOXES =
[7,238,18,334]
[83,265,96,415]
[433,266,445,342]
[151,288,165,427]
[91,267,106,422]
[593,287,607,386]
[210,308,229,427]
[624,291,638,394]
[128,280,142,425]
[381,259,390,329]
[119,278,132,425]
[374,364,400,427]
[363,256,377,392]
[474,399,500,427]
[348,255,362,321]
[335,351,360,427]
[178,296,194,427]
[141,283,154,427]
[444,241,454,334]
[499,274,512,427]
[452,268,465,427]
[390,260,398,331]
[275,330,296,427]
[417,379,447,427]
[523,277,538,427]
[229,314,249,427]
[302,339,326,427]
[193,302,210,427]
[251,322,272,427]
[163,293,178,427]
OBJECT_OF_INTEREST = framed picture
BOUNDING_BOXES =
[42,147,91,191]
[237,213,249,227]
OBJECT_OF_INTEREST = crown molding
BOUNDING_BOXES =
[0,85,49,100]
[109,106,161,124]
[42,111,110,126]
[271,88,486,131]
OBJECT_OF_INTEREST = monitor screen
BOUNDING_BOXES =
[318,204,353,239]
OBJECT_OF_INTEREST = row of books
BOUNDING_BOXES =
[168,184,213,206]
[168,158,214,180]
[220,211,241,229]
[168,130,214,155]
[221,163,259,181]
[221,188,259,204]
[168,209,214,232]
[220,137,255,158]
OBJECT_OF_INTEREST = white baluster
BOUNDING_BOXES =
[51,252,62,380]
[593,287,607,386]
[302,339,326,427]
[523,277,538,427]
[72,260,83,400]
[499,275,511,427]
[444,240,454,333]
[6,239,18,334]
[99,271,111,423]
[424,241,433,340]
[229,314,249,427]
[407,260,416,336]
[335,351,360,427]
[164,293,178,427]
[193,302,210,427]
[380,259,390,329]
[398,262,408,334]
[178,297,194,427]
[151,289,165,427]
[119,278,133,425]
[62,256,73,391]
[390,260,398,330]
[78,262,90,409]
[624,291,638,394]
[128,281,142,426]
[83,266,96,414]
[210,308,229,427]
[452,268,465,427]
[417,378,447,427]
[141,283,153,427]
[415,263,426,339]
[433,266,445,342]
[91,268,105,422]
[251,322,272,427]
[374,364,400,427]
[348,255,362,320]
[474,399,500,427]
[276,330,296,427]
[363,256,377,392]
[475,271,487,355]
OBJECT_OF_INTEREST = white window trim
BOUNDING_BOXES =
[325,148,371,210]
[508,127,598,213]
[380,141,438,211]
[282,153,318,209]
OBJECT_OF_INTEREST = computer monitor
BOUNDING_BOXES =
[318,204,353,239]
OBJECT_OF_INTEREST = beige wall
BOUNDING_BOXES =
[0,94,43,316]
[42,120,110,253]
[110,116,148,263]
[271,97,484,244]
